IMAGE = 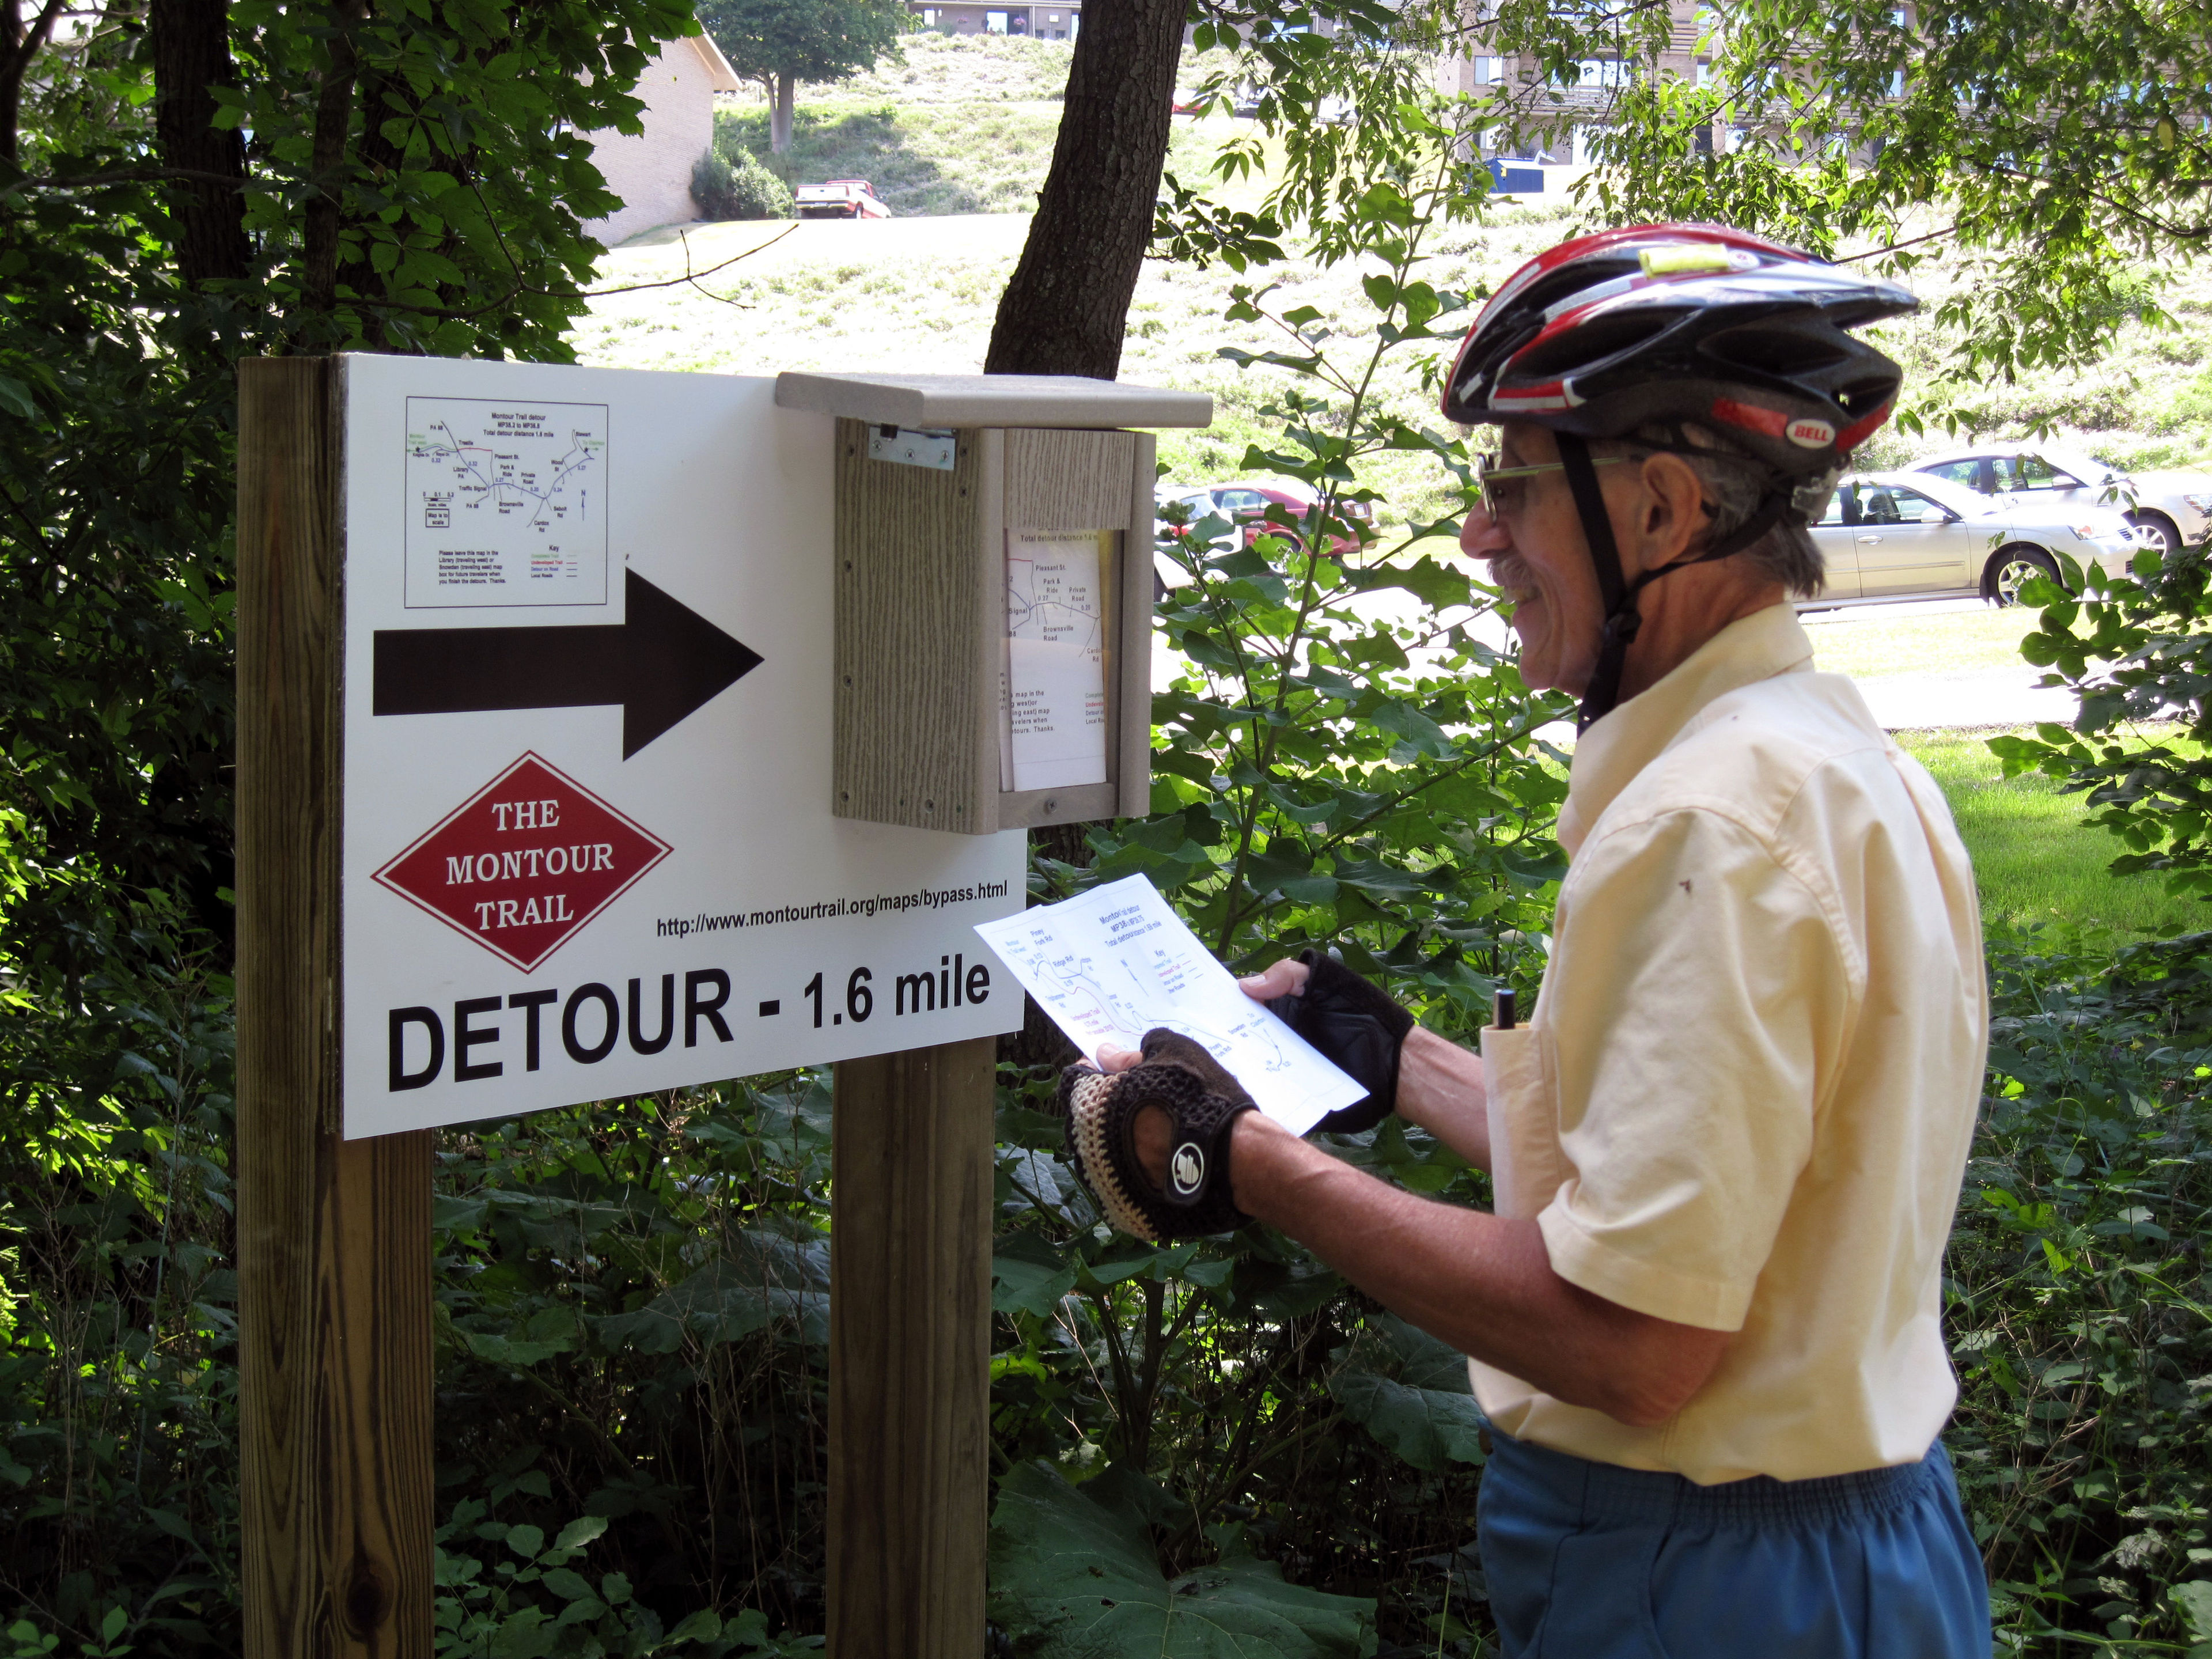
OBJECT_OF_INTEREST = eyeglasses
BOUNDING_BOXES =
[1476,452,1634,518]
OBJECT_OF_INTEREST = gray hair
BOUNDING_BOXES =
[1594,422,1825,599]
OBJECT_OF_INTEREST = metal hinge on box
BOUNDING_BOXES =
[868,424,957,471]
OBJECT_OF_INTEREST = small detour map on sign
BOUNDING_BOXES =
[404,396,608,608]
[974,875,1361,1134]
[999,531,1109,792]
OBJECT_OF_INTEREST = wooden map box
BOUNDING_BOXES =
[774,372,1212,835]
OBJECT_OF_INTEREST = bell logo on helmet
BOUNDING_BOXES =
[1171,1142,1205,1196]
[1787,417,1837,449]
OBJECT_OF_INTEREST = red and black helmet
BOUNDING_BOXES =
[1444,224,1919,733]
[1442,223,1917,480]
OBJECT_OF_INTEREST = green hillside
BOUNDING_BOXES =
[710,34,1243,218]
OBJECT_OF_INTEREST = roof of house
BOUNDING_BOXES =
[687,31,743,93]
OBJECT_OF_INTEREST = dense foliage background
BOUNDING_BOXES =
[9,1,2212,1656]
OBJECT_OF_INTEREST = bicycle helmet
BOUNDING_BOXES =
[1444,222,1918,729]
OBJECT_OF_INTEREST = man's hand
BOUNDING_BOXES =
[1227,957,1494,1169]
[1239,957,1311,1002]
[1226,950,1416,1134]
[1058,1031,1258,1242]
[1093,1041,1172,1189]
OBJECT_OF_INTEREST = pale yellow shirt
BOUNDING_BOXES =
[1473,603,1987,1484]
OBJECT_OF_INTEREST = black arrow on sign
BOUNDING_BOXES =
[373,569,763,759]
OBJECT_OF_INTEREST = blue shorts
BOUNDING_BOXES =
[1477,1430,1992,1659]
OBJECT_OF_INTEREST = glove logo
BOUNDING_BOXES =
[1170,1142,1205,1198]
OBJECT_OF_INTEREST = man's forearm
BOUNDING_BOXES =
[1228,1113,1730,1427]
[1392,1025,1492,1169]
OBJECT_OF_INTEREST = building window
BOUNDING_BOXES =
[1472,55,1505,85]
[985,8,1008,29]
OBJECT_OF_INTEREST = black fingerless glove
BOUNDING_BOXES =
[1265,949,1415,1135]
[1056,1028,1256,1243]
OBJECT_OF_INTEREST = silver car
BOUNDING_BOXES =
[1806,472,2154,607]
[1907,443,2212,555]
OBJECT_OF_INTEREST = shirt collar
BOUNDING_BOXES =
[1556,603,1817,856]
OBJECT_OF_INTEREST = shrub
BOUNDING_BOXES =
[691,146,793,221]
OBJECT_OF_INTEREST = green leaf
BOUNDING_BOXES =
[596,1234,830,1352]
[1330,1370,1487,1472]
[505,1524,546,1559]
[993,1245,1077,1317]
[1377,1316,1471,1393]
[664,1608,724,1644]
[987,1462,1376,1658]
[459,1328,574,1367]
[2175,1580,2212,1643]
[554,1515,608,1552]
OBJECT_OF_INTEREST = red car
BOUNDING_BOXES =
[794,179,891,220]
[1162,483,1372,558]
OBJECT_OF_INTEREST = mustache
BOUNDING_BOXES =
[1490,552,1537,593]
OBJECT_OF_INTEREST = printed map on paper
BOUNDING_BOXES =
[975,875,1361,1134]
[999,532,1109,791]
[404,396,608,608]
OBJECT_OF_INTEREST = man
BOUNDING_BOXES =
[1058,224,1994,1656]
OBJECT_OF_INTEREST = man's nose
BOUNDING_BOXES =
[1460,498,1512,562]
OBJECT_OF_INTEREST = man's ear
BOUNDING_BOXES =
[1638,452,1709,563]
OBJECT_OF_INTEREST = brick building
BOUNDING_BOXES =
[578,33,744,245]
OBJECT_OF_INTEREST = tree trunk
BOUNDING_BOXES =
[983,0,1185,378]
[1,0,67,165]
[301,0,366,322]
[151,0,250,285]
[771,71,794,155]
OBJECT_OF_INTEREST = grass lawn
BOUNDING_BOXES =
[1895,726,2205,938]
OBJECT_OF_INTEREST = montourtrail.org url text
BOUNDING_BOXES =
[656,880,1011,940]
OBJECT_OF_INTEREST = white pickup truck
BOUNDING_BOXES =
[793,179,892,221]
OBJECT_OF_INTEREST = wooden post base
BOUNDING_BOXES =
[828,1037,996,1659]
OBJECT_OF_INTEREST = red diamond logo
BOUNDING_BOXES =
[373,752,671,972]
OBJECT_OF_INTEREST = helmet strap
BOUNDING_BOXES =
[1556,435,1794,733]
[1556,433,1637,733]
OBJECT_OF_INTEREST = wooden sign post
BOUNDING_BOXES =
[234,356,1208,1659]
[237,356,435,1658]
[828,1039,996,1655]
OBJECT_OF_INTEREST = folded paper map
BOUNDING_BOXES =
[974,875,1362,1134]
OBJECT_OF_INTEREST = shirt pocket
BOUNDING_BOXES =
[1480,1023,1572,1220]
